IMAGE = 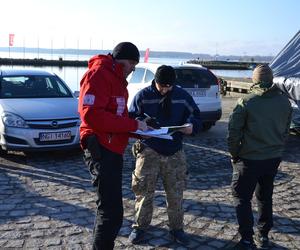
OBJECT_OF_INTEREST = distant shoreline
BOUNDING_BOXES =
[0,46,274,63]
[0,57,259,70]
[0,57,87,67]
[187,59,258,70]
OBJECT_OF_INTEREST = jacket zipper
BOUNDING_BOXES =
[108,134,112,143]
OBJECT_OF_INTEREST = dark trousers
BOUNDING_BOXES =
[231,157,281,240]
[84,143,123,250]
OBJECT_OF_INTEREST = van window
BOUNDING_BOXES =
[174,68,218,88]
[144,69,155,83]
[128,68,145,83]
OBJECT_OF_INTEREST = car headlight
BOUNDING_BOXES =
[1,112,29,128]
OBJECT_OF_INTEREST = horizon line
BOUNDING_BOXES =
[0,46,274,58]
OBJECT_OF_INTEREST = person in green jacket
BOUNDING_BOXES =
[227,64,292,250]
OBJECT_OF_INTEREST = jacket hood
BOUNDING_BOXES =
[88,54,113,69]
[87,54,124,80]
[250,83,278,96]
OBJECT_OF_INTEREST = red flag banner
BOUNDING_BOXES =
[9,34,15,46]
[144,48,150,63]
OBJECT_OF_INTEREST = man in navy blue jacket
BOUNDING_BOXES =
[128,65,201,246]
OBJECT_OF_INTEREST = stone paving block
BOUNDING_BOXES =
[64,226,83,236]
[195,245,215,250]
[148,237,170,247]
[0,204,16,210]
[208,239,228,249]
[0,240,7,247]
[29,230,45,238]
[44,238,62,247]
[25,238,44,248]
[0,230,22,240]
[47,246,63,250]
[64,244,83,250]
[4,239,24,248]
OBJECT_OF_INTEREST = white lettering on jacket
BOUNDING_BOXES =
[116,97,125,116]
[83,94,95,105]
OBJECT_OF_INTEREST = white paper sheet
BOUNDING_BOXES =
[132,127,172,140]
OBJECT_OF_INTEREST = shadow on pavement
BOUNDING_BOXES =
[118,223,233,249]
[0,148,91,189]
[0,156,95,230]
[283,134,300,164]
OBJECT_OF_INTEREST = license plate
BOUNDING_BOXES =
[187,89,206,97]
[39,131,71,141]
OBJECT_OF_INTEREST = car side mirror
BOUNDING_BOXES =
[73,91,79,98]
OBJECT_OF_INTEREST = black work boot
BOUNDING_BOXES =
[254,233,270,249]
[128,228,145,244]
[169,229,190,245]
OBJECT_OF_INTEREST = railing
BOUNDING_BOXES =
[218,78,252,95]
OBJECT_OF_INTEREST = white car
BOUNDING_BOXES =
[127,63,222,131]
[0,69,80,152]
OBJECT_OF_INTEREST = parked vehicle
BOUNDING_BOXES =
[0,69,80,152]
[127,63,222,131]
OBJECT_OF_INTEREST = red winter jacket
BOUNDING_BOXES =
[78,54,138,154]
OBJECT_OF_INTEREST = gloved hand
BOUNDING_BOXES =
[137,120,148,131]
[145,117,160,129]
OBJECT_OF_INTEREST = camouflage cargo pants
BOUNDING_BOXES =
[131,147,187,230]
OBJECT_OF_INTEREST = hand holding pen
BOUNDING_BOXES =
[143,113,161,129]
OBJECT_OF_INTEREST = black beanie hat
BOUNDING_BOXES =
[155,65,176,86]
[112,42,140,62]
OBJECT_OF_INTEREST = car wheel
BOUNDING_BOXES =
[202,123,213,131]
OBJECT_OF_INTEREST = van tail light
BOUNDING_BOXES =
[217,78,222,90]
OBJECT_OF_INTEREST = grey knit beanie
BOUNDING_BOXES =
[252,64,273,86]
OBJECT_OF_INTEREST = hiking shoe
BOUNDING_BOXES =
[128,228,145,244]
[254,235,269,249]
[233,239,257,250]
[170,229,190,245]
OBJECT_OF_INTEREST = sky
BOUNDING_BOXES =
[0,0,299,56]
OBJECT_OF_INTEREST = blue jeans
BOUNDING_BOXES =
[231,157,281,240]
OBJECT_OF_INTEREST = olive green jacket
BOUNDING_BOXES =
[227,85,292,160]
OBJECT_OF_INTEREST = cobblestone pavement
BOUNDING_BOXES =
[0,97,299,249]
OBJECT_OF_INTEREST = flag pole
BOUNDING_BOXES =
[23,36,26,59]
[51,38,53,60]
[37,36,40,59]
[64,36,66,60]
[77,38,79,60]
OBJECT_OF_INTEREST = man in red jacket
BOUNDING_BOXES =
[78,42,148,250]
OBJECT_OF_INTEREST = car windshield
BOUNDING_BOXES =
[0,75,73,99]
[174,68,218,88]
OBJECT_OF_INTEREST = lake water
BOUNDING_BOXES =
[0,52,253,91]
